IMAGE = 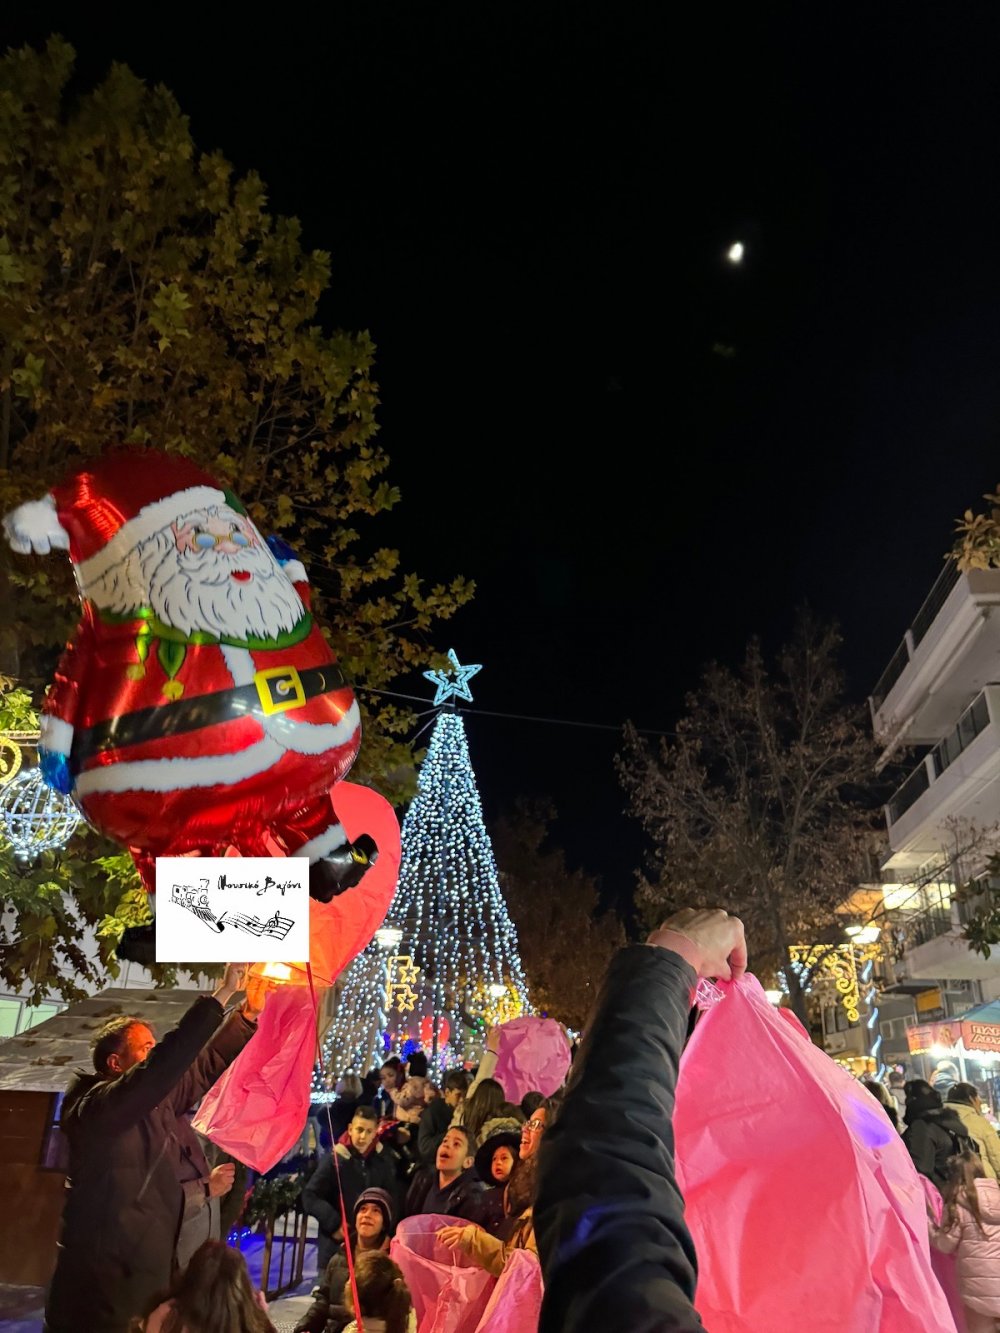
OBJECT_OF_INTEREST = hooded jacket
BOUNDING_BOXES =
[932,1177,1000,1315]
[949,1101,1000,1181]
[903,1103,975,1190]
[44,995,256,1333]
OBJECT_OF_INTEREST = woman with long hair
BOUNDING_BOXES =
[341,1250,415,1333]
[861,1077,899,1131]
[130,1240,275,1333]
[948,1083,1000,1181]
[932,1150,1000,1333]
[457,1077,507,1147]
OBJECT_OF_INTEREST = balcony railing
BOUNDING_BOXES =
[886,760,930,826]
[871,561,961,711]
[906,905,954,948]
[911,561,961,647]
[872,640,911,713]
[931,690,991,777]
[885,687,994,827]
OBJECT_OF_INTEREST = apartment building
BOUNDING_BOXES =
[870,560,1000,1081]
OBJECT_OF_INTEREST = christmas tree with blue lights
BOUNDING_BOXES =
[319,652,530,1081]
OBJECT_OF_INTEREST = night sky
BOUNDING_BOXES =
[8,7,1000,914]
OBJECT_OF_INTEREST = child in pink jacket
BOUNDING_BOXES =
[933,1150,1000,1333]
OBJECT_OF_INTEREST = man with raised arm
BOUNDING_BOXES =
[44,963,271,1333]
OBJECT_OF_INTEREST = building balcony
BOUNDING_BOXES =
[898,929,999,982]
[870,563,1000,755]
[883,686,1000,871]
[883,889,1000,983]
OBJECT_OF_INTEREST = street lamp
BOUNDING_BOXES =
[845,924,880,945]
[764,989,784,1006]
[375,925,403,950]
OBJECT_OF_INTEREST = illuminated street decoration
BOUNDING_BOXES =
[386,954,420,1014]
[0,766,82,860]
[786,939,884,1076]
[0,730,37,787]
[422,648,483,705]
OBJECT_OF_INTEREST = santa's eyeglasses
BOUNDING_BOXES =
[193,529,251,550]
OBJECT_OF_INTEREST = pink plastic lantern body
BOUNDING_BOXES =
[390,1215,494,1333]
[474,1249,543,1333]
[491,1016,571,1104]
[674,975,957,1333]
[192,986,318,1173]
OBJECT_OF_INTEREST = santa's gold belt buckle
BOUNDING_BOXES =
[254,666,306,715]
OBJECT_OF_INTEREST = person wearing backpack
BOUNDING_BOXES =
[948,1084,1000,1182]
[904,1079,978,1190]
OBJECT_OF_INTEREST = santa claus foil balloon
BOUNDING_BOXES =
[3,450,383,928]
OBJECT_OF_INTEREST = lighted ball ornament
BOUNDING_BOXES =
[2,449,389,929]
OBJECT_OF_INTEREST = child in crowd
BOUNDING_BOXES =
[129,1240,275,1333]
[932,1150,1000,1333]
[341,1250,416,1333]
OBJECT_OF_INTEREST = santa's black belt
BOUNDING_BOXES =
[70,663,349,772]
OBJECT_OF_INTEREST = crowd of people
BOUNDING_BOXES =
[296,1042,553,1331]
[59,909,976,1331]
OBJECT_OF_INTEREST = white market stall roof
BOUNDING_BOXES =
[0,987,204,1094]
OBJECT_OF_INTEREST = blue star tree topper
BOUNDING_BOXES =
[423,649,483,705]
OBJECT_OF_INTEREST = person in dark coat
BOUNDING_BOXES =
[903,1079,978,1190]
[417,1069,469,1166]
[293,1187,395,1333]
[402,1124,487,1222]
[44,963,269,1333]
[534,907,747,1333]
[310,1074,364,1153]
[302,1106,400,1273]
[473,1117,522,1236]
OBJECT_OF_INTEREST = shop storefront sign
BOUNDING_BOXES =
[905,1017,1000,1056]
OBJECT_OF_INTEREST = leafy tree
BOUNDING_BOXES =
[952,484,1000,570]
[617,616,883,1028]
[0,40,472,1001]
[491,800,626,1031]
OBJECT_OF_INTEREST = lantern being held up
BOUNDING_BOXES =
[3,450,380,912]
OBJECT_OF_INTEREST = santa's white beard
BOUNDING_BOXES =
[83,522,305,641]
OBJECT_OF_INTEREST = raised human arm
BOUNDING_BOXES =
[534,908,745,1333]
[71,996,228,1133]
[167,966,270,1112]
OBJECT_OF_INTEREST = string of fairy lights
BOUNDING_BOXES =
[317,652,531,1085]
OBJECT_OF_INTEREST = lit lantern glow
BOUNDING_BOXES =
[258,961,295,982]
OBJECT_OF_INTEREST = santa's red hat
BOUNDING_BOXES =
[3,450,235,577]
